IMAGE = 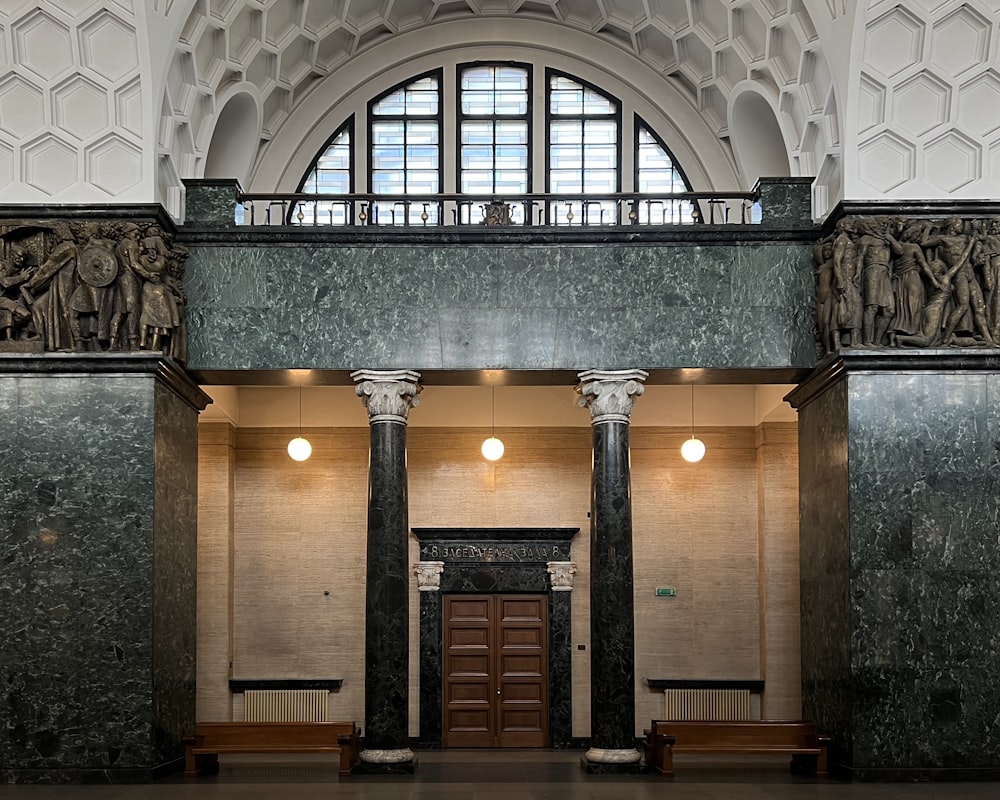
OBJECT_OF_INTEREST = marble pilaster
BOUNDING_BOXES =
[352,369,421,770]
[0,354,209,783]
[576,369,647,768]
[788,350,1000,780]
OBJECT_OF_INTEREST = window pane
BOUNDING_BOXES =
[495,121,527,144]
[372,121,404,144]
[550,120,582,144]
[461,146,494,171]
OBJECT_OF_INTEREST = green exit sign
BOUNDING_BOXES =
[655,587,676,597]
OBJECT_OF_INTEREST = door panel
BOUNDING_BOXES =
[443,593,548,747]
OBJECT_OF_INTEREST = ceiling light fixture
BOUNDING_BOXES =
[481,386,504,461]
[680,384,705,463]
[287,386,312,461]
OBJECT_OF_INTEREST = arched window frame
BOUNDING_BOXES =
[455,60,533,224]
[367,68,444,224]
[545,68,622,225]
[293,115,354,224]
[295,63,699,226]
[634,114,695,224]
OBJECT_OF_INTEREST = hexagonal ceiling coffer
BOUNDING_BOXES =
[929,5,991,79]
[732,6,766,64]
[924,130,981,192]
[857,73,887,134]
[85,132,143,195]
[891,71,951,138]
[228,6,264,65]
[12,9,74,82]
[858,130,916,193]
[79,9,139,83]
[53,74,110,141]
[0,140,14,190]
[864,6,925,81]
[22,133,79,195]
[957,70,1000,138]
[0,74,45,139]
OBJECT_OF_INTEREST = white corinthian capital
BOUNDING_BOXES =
[351,369,422,424]
[547,561,577,591]
[576,369,648,424]
[414,561,445,591]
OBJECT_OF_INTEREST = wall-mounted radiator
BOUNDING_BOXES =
[663,688,751,721]
[244,689,329,722]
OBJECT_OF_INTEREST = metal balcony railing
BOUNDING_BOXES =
[233,191,763,228]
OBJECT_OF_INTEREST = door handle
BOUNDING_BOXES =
[497,689,501,696]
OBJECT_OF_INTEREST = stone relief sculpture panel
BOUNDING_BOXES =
[0,220,188,362]
[815,216,1000,353]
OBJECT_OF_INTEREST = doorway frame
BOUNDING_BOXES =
[412,527,579,749]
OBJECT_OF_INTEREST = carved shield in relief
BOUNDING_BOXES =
[78,242,119,287]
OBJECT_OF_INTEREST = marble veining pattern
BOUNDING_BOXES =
[794,360,1000,778]
[588,421,636,752]
[183,241,816,372]
[364,422,411,752]
[0,367,202,783]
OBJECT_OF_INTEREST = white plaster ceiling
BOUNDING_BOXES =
[159,0,843,214]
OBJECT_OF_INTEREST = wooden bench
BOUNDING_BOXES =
[643,720,830,777]
[183,721,361,777]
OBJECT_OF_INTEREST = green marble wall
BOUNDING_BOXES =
[182,237,817,373]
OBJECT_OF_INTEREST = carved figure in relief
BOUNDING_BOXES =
[922,218,995,346]
[972,218,1000,342]
[857,217,896,346]
[128,225,187,357]
[886,221,936,345]
[21,224,80,351]
[894,238,976,348]
[831,219,862,348]
[0,244,34,341]
[812,238,837,354]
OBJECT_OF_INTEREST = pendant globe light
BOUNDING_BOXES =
[680,384,705,463]
[287,386,312,461]
[481,387,504,461]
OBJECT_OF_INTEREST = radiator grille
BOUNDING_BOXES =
[663,689,751,721]
[244,689,329,722]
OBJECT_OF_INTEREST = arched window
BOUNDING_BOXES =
[369,70,442,224]
[295,118,352,224]
[546,71,620,225]
[458,62,531,223]
[635,117,694,224]
[297,63,693,226]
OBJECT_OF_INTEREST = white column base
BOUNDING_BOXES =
[584,747,642,764]
[359,747,415,764]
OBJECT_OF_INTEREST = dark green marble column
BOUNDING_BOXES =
[352,369,421,771]
[576,368,647,770]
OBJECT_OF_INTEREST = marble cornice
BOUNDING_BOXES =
[0,353,211,411]
[0,204,176,233]
[175,224,820,247]
[819,200,1000,237]
[786,348,1000,411]
[412,527,580,542]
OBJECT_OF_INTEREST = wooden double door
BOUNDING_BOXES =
[443,593,549,748]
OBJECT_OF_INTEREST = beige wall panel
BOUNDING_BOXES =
[232,428,369,722]
[756,422,801,719]
[631,427,760,731]
[209,423,800,736]
[197,423,236,721]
